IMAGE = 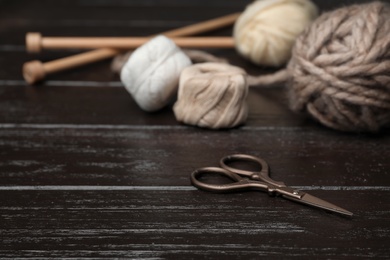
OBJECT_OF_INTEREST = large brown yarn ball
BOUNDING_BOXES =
[287,1,390,132]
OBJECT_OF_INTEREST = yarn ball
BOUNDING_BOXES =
[287,1,390,132]
[173,63,248,129]
[120,35,191,112]
[234,0,318,67]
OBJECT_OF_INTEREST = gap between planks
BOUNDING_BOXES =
[0,80,123,87]
[0,186,388,191]
[0,123,302,131]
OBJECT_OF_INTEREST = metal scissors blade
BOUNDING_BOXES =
[191,154,353,217]
[284,193,353,217]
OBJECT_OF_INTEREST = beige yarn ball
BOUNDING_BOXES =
[120,35,191,112]
[173,63,248,129]
[234,0,318,67]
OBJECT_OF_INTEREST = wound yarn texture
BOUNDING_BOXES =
[120,35,191,112]
[287,1,390,132]
[249,1,390,132]
[173,63,248,129]
[234,0,318,67]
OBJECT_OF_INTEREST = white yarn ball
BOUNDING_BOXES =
[173,63,248,129]
[120,35,192,112]
[234,0,318,67]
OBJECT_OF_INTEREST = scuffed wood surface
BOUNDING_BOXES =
[0,190,388,258]
[0,0,389,258]
[0,127,389,186]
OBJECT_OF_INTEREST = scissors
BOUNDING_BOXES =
[190,154,353,217]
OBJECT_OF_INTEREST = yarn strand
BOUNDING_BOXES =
[247,69,289,87]
[111,49,227,74]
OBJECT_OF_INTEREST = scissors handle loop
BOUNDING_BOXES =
[190,167,269,193]
[220,154,286,188]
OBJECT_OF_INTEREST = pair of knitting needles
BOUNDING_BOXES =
[24,13,238,84]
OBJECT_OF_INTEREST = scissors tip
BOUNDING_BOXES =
[331,208,353,217]
[288,193,353,217]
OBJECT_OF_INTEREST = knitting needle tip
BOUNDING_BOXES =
[23,60,45,85]
[26,32,42,53]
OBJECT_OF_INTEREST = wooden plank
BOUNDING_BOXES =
[0,82,308,126]
[0,0,370,47]
[0,45,311,129]
[0,190,389,258]
[0,127,388,186]
[0,1,244,46]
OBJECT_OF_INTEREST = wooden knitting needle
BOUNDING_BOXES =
[26,34,235,52]
[23,12,240,84]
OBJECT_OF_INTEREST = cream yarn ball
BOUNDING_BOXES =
[120,35,192,112]
[234,0,318,67]
[173,63,248,129]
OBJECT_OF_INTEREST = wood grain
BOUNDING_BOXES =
[0,127,388,186]
[0,0,389,258]
[0,190,388,258]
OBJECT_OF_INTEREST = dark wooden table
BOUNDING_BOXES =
[1,0,389,258]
